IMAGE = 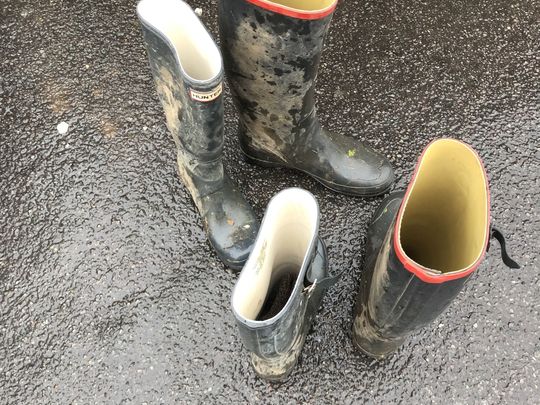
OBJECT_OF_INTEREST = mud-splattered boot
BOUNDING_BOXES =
[231,188,339,381]
[352,139,519,359]
[218,0,394,197]
[137,0,258,270]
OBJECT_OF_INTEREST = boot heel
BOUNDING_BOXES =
[250,352,297,382]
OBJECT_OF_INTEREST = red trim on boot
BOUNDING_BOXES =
[393,139,491,284]
[245,0,338,20]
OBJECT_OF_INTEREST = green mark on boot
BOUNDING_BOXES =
[347,148,357,157]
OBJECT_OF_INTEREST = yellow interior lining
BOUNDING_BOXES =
[264,0,337,12]
[398,139,488,273]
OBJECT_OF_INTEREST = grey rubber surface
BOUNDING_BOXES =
[1,0,538,403]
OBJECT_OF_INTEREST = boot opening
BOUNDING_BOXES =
[232,188,318,321]
[397,139,489,273]
[256,269,296,321]
[137,0,221,81]
[256,0,337,12]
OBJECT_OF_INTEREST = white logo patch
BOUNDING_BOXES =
[190,83,223,102]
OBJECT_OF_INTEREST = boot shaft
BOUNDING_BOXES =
[218,0,337,145]
[138,0,224,161]
[354,139,497,356]
[232,188,337,380]
[360,219,472,340]
[232,188,321,356]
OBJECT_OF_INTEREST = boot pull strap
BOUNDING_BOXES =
[488,226,520,269]
[303,238,343,296]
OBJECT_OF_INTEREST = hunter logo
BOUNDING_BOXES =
[189,83,223,102]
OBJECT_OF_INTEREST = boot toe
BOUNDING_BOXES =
[203,193,259,271]
[310,132,396,196]
[241,132,396,197]
[211,224,258,270]
[369,158,395,195]
[341,141,395,195]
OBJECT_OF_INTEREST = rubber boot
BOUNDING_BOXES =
[352,139,519,359]
[231,188,339,381]
[218,0,395,197]
[137,0,258,270]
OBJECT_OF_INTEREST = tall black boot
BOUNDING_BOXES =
[137,0,258,269]
[218,0,395,197]
[352,139,519,359]
[231,188,338,381]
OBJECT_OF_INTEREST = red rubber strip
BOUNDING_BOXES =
[245,0,338,20]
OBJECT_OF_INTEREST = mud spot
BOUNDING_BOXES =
[154,66,183,135]
[101,119,117,138]
[177,151,202,212]
[228,18,317,160]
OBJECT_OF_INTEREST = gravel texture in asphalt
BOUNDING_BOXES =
[1,0,539,403]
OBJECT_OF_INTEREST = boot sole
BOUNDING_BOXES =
[242,151,392,198]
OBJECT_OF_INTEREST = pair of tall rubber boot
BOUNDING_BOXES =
[137,0,518,382]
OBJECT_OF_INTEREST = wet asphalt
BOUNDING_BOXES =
[1,0,539,403]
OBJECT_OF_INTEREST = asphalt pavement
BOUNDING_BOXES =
[1,0,539,403]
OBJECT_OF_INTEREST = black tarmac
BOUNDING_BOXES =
[1,0,538,403]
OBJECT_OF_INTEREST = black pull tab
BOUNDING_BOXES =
[488,226,520,269]
[305,237,342,291]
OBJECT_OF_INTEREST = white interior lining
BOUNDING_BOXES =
[232,188,318,321]
[137,0,221,81]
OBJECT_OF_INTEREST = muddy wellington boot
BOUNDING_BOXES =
[231,188,339,381]
[137,0,258,269]
[352,139,519,359]
[218,0,394,197]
